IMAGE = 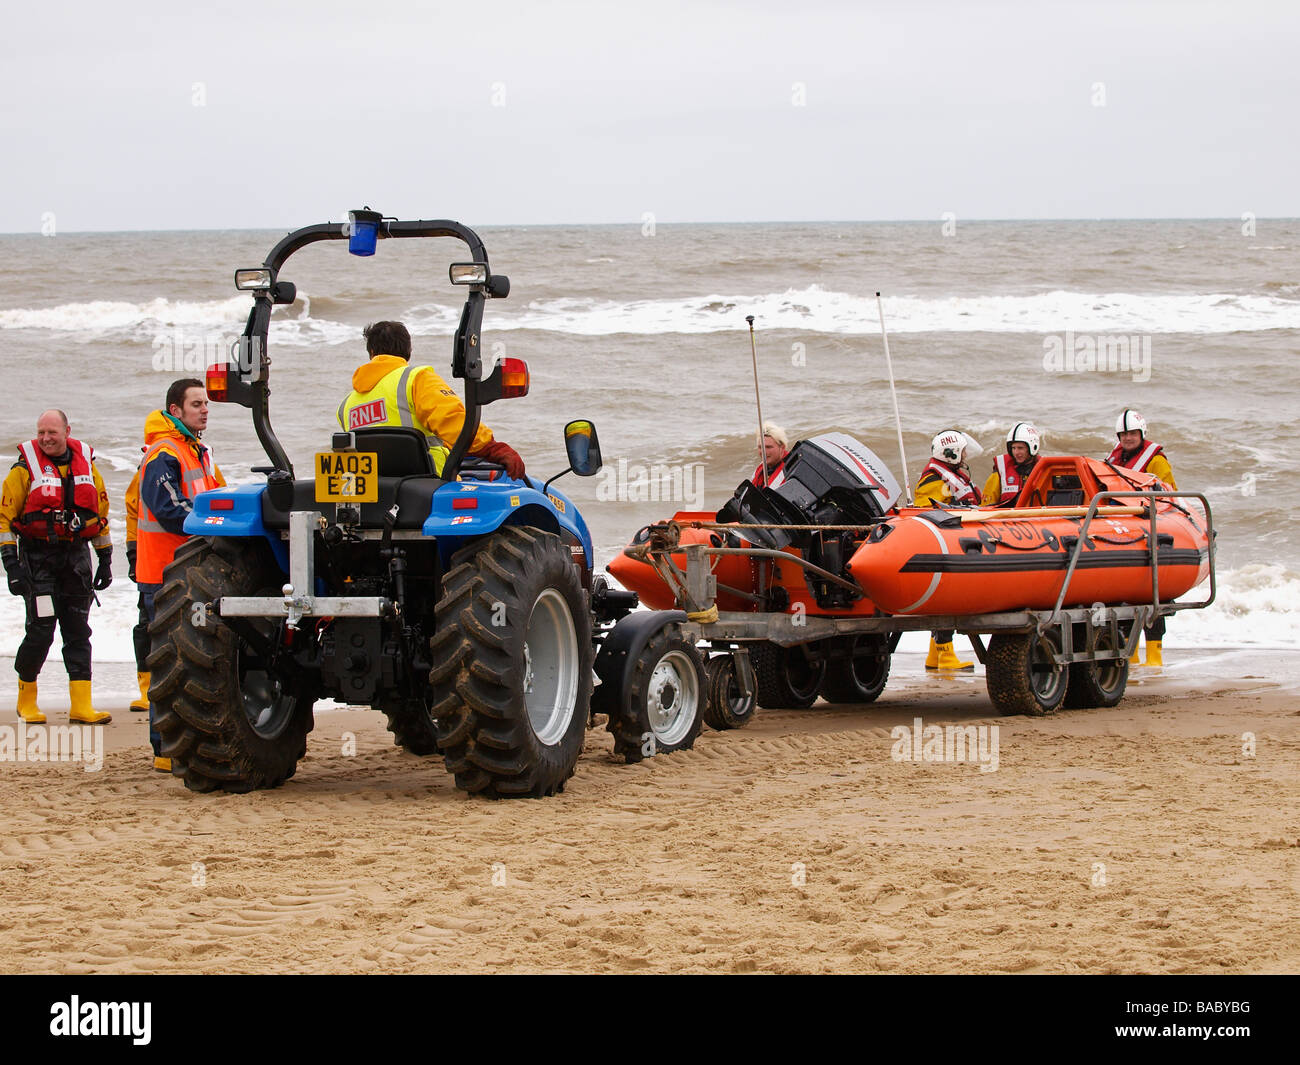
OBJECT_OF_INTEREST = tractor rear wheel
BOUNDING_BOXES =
[428,526,592,798]
[149,536,316,793]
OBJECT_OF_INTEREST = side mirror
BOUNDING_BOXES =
[565,420,602,477]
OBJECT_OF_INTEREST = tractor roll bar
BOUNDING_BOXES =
[237,217,495,479]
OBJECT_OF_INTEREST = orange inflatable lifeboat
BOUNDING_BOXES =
[608,434,902,613]
[609,512,768,612]
[846,456,1211,615]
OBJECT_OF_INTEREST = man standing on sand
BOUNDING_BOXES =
[915,429,982,671]
[124,452,151,714]
[337,321,526,478]
[1106,408,1178,668]
[136,378,225,771]
[0,409,113,725]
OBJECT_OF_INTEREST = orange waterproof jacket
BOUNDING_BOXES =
[136,411,224,584]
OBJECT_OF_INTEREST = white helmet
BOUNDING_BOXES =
[1006,422,1041,457]
[1115,408,1147,437]
[931,429,983,465]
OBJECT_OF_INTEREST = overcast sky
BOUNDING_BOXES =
[2,0,1295,232]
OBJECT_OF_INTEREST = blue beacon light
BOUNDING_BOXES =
[348,208,382,256]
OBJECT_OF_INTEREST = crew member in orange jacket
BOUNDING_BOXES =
[337,321,525,478]
[124,455,150,713]
[137,378,225,770]
[0,409,113,725]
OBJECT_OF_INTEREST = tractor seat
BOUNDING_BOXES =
[260,427,445,530]
[351,427,436,477]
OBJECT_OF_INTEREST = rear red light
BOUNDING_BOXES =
[206,363,229,400]
[452,497,478,510]
[500,357,529,399]
[210,498,235,511]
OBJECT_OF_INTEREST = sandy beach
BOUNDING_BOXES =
[1,648,1296,975]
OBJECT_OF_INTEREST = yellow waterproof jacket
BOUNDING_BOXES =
[337,355,495,474]
[1147,454,1176,489]
[0,450,110,551]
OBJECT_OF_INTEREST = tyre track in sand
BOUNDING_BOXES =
[2,689,1297,973]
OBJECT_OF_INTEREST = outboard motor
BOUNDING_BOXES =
[717,433,902,609]
[719,433,901,548]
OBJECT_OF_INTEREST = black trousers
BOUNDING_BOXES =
[13,539,94,683]
[133,590,149,672]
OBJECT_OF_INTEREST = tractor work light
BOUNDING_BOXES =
[449,262,488,285]
[348,208,383,256]
[235,268,272,291]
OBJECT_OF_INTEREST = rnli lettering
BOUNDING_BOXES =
[314,452,379,502]
[347,399,387,430]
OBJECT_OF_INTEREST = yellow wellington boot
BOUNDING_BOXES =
[16,679,45,724]
[1145,640,1163,668]
[925,637,941,670]
[68,680,111,725]
[935,642,974,671]
[153,756,172,773]
[1129,644,1142,665]
[130,671,150,713]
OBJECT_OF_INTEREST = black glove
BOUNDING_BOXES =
[477,440,526,480]
[126,542,137,583]
[2,545,32,598]
[93,547,113,591]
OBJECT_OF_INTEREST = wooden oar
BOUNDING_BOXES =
[959,505,1146,523]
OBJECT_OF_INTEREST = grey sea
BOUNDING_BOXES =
[1,218,1297,677]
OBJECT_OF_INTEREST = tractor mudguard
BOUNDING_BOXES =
[184,484,289,572]
[426,478,595,568]
[591,609,689,718]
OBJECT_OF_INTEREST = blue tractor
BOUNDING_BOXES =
[147,211,704,797]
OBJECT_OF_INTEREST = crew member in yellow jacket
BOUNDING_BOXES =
[915,430,982,671]
[0,409,113,725]
[1106,409,1178,667]
[337,321,525,478]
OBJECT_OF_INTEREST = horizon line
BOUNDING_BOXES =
[2,216,1297,237]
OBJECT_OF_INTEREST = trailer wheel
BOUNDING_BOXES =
[818,635,890,705]
[429,526,592,798]
[750,641,826,709]
[605,625,705,760]
[703,654,757,730]
[148,536,317,793]
[985,630,1067,716]
[1063,626,1128,709]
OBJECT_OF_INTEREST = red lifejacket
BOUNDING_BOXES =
[919,459,981,506]
[752,458,786,489]
[993,453,1025,505]
[1106,439,1163,473]
[11,438,103,541]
